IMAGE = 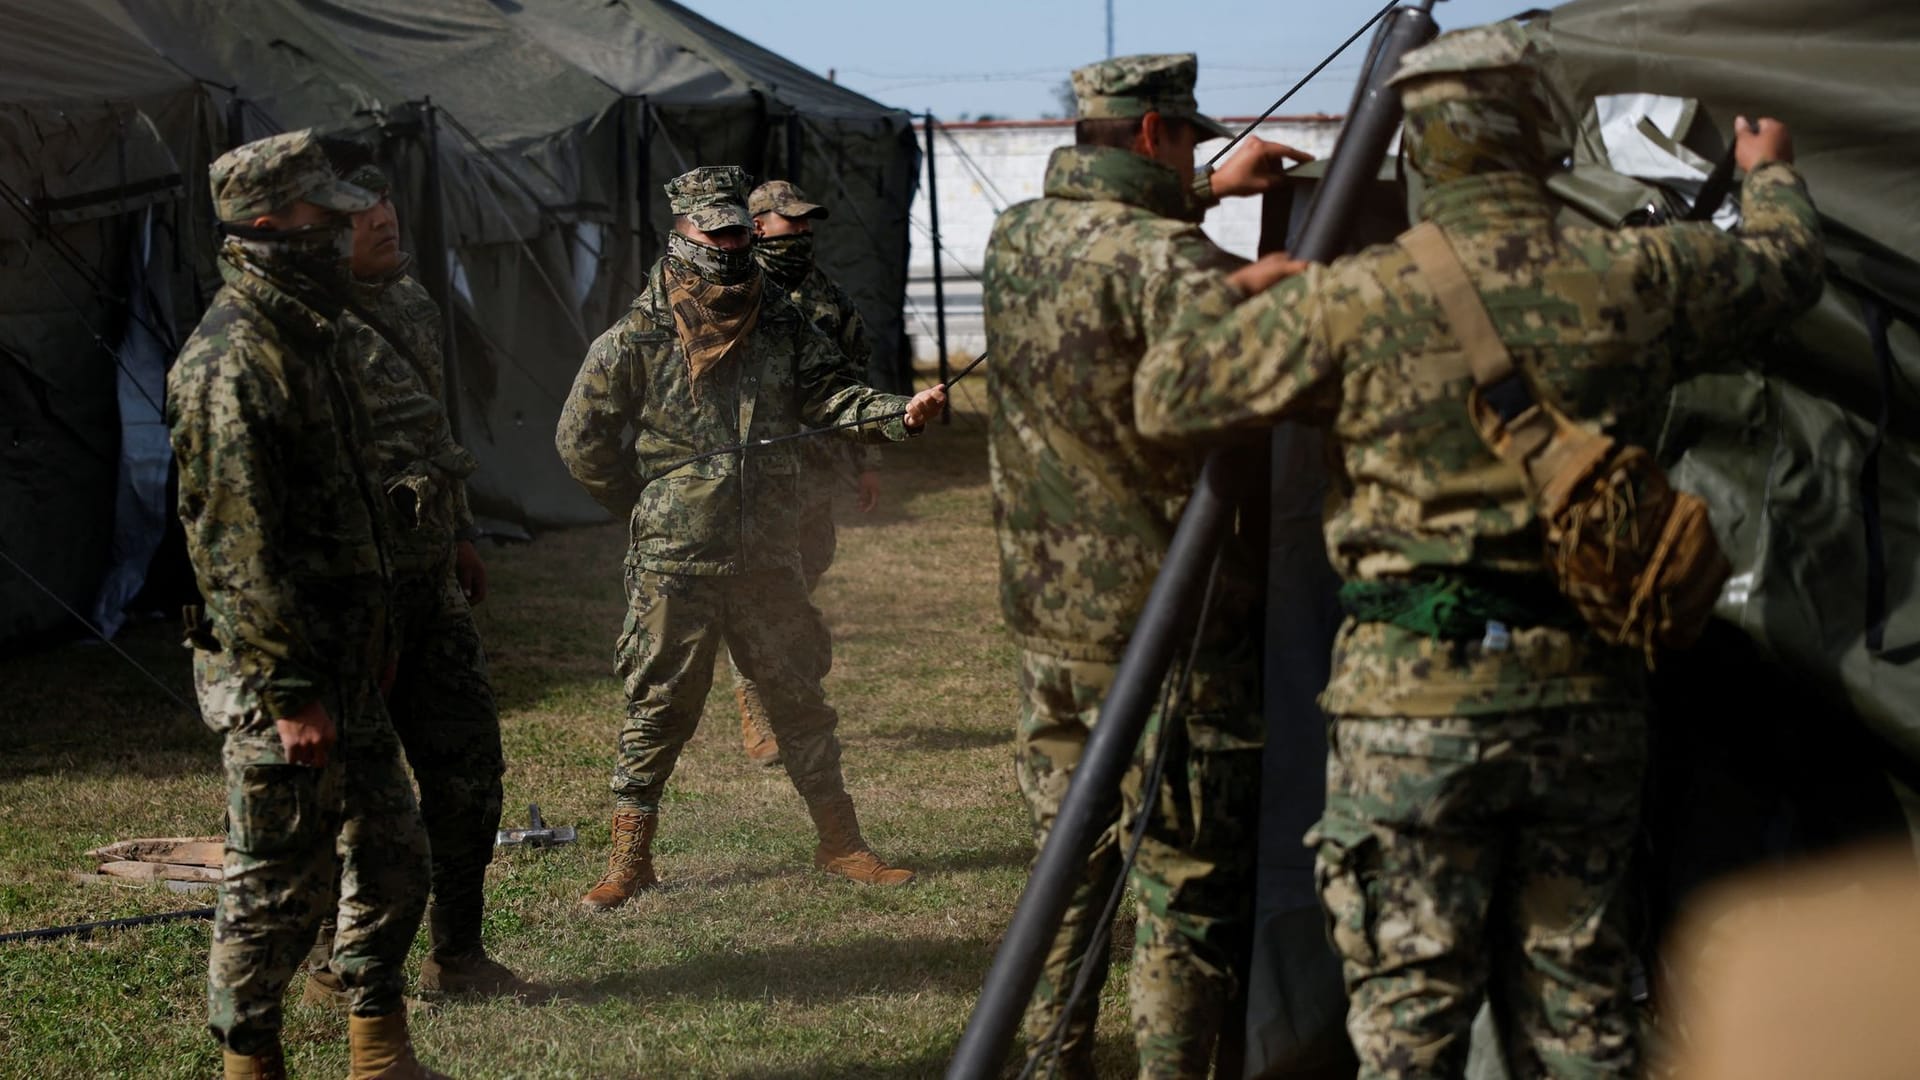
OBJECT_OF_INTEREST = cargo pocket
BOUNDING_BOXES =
[227,764,321,859]
[1307,811,1381,973]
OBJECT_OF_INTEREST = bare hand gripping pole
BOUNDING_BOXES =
[944,6,1440,1076]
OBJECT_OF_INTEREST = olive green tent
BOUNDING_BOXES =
[0,0,920,653]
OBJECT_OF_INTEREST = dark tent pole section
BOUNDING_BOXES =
[942,5,1438,1077]
[923,111,950,422]
[637,97,654,270]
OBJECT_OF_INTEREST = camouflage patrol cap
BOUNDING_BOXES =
[665,166,753,231]
[1070,54,1233,140]
[1387,20,1547,92]
[343,164,392,195]
[208,130,377,224]
[748,179,827,220]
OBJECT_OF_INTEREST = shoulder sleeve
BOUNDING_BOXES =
[167,334,324,717]
[1646,161,1826,363]
[1135,261,1343,441]
[795,311,911,444]
[555,321,645,517]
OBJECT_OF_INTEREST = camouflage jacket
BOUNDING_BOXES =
[166,247,392,719]
[342,266,477,581]
[780,264,882,505]
[984,144,1255,662]
[1137,163,1824,712]
[556,257,914,576]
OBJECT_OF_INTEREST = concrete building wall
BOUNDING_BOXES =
[901,116,1345,362]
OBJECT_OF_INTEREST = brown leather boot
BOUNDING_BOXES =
[736,683,782,767]
[807,794,915,886]
[578,809,659,911]
[223,1046,287,1080]
[346,1006,450,1079]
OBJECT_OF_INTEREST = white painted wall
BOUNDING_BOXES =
[903,117,1345,362]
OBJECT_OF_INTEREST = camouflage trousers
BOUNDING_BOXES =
[194,650,429,1055]
[724,494,837,706]
[1310,707,1647,1080]
[310,559,505,970]
[611,564,846,809]
[1016,645,1263,1079]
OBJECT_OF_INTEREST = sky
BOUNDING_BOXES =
[676,1,1563,121]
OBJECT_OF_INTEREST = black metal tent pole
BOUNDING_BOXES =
[923,110,951,423]
[942,5,1440,1077]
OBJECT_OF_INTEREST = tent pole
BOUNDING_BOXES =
[923,111,949,423]
[637,98,654,271]
[416,99,462,444]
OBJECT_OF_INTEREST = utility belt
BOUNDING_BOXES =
[1397,223,1730,662]
[1338,570,1582,642]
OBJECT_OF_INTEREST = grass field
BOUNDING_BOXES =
[0,400,1142,1078]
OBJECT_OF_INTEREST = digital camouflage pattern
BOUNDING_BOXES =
[984,138,1264,1075]
[1069,53,1232,139]
[985,143,1257,663]
[315,263,504,966]
[343,268,477,579]
[613,566,847,809]
[1016,648,1262,1078]
[555,257,910,576]
[1133,27,1826,1076]
[665,164,753,232]
[1137,161,1823,714]
[208,129,374,223]
[168,219,425,1051]
[1310,707,1647,1079]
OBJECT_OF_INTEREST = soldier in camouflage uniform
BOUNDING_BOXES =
[298,159,523,1003]
[721,179,884,768]
[983,54,1312,1078]
[166,131,443,1080]
[1134,24,1825,1079]
[556,166,949,911]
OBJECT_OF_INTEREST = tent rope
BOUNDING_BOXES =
[0,545,195,714]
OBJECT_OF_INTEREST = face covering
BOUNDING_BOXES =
[226,215,356,296]
[752,232,814,289]
[663,231,763,392]
[667,230,757,285]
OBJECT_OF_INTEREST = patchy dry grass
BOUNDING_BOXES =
[0,400,1141,1078]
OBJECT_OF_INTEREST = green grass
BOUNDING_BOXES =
[0,402,1141,1078]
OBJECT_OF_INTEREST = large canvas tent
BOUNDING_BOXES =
[0,0,920,653]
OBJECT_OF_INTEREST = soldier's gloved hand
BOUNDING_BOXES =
[1210,137,1316,199]
[276,701,338,768]
[858,470,881,513]
[904,384,948,431]
[1734,116,1794,172]
[1228,251,1311,297]
[456,539,489,604]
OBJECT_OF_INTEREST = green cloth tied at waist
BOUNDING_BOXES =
[1338,571,1582,640]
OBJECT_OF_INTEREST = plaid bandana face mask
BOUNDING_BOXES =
[667,231,756,285]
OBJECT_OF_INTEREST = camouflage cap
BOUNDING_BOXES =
[1388,21,1547,91]
[748,179,828,220]
[343,164,392,195]
[665,166,752,232]
[1070,53,1233,140]
[209,130,377,224]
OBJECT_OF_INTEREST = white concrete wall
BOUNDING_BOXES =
[903,117,1344,362]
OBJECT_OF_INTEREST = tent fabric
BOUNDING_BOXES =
[0,0,920,653]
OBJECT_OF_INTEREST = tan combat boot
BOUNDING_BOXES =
[345,1006,450,1079]
[301,965,351,1008]
[578,809,659,911]
[223,1046,287,1080]
[807,794,915,886]
[736,683,782,767]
